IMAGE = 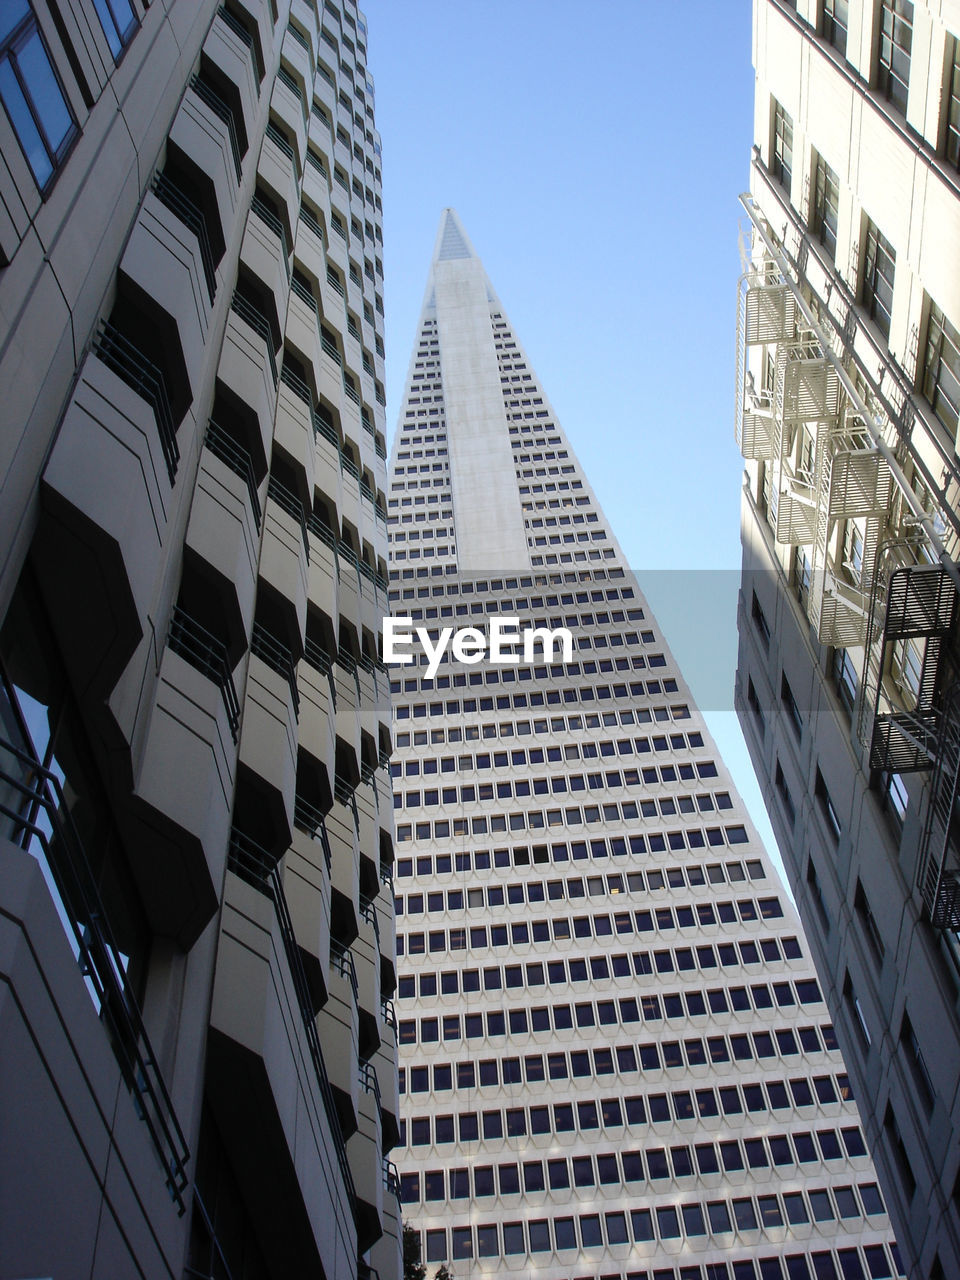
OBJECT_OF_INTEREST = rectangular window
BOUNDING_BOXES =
[93,0,138,60]
[900,1013,934,1112]
[832,646,858,716]
[812,152,840,261]
[0,2,77,192]
[922,300,960,442]
[854,880,885,962]
[823,0,849,57]
[775,760,796,827]
[781,673,803,739]
[946,38,960,170]
[862,218,896,340]
[878,0,913,116]
[815,766,841,842]
[772,99,793,190]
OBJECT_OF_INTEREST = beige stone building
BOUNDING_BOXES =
[735,2,960,1277]
[0,1,398,1276]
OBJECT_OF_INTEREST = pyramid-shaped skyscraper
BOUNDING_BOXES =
[386,212,902,1279]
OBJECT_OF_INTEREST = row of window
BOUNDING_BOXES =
[400,1073,852,1153]
[394,847,754,884]
[403,1138,874,1205]
[397,939,805,1007]
[414,1215,899,1279]
[397,899,790,957]
[396,985,826,1051]
[395,865,765,915]
[397,1022,839,1095]
[395,800,745,841]
[404,1155,881,1215]
[393,682,689,722]
[393,711,694,750]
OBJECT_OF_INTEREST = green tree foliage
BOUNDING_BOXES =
[402,1224,426,1280]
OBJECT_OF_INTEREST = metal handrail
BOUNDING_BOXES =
[359,894,380,942]
[168,607,240,741]
[267,474,310,560]
[250,195,290,274]
[93,322,178,483]
[204,419,261,528]
[331,939,359,1001]
[293,797,333,871]
[0,676,189,1212]
[190,73,242,182]
[380,997,396,1029]
[151,172,216,303]
[251,622,299,716]
[382,1158,400,1199]
[227,830,357,1217]
[279,361,312,405]
[299,204,324,241]
[302,634,337,707]
[265,119,296,164]
[277,66,307,122]
[290,271,318,312]
[230,292,277,386]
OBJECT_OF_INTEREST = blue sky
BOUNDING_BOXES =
[362,0,786,881]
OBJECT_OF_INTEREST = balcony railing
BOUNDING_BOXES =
[151,171,217,304]
[93,322,178,483]
[0,674,189,1212]
[190,73,242,183]
[293,796,333,871]
[227,830,357,1218]
[359,894,380,942]
[331,939,359,1001]
[267,473,310,560]
[168,607,240,741]
[251,622,299,716]
[204,419,261,529]
[230,292,277,386]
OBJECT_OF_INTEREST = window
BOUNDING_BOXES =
[751,591,771,648]
[772,100,793,190]
[900,1012,934,1112]
[0,2,76,192]
[812,153,840,261]
[781,673,803,738]
[922,300,960,441]
[94,0,138,60]
[815,767,841,842]
[775,760,796,827]
[878,0,913,116]
[823,0,849,56]
[946,39,960,170]
[832,647,858,716]
[862,218,896,340]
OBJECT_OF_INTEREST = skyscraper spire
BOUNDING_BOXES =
[387,216,899,1278]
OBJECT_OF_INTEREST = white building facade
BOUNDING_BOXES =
[390,211,902,1280]
[734,2,960,1277]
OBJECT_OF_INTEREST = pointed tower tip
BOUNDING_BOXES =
[433,208,476,263]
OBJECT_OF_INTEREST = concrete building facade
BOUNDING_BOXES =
[389,210,902,1280]
[734,2,960,1277]
[0,2,399,1277]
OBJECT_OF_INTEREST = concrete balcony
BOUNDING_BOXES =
[327,799,360,944]
[119,190,209,396]
[168,81,239,239]
[260,489,309,643]
[369,1191,401,1280]
[281,31,314,111]
[354,912,381,1061]
[318,944,360,1137]
[297,656,336,790]
[184,441,260,656]
[238,653,297,841]
[130,641,237,944]
[258,127,300,247]
[284,823,332,1010]
[334,664,362,779]
[314,428,344,516]
[34,346,173,704]
[218,303,276,468]
[274,379,316,498]
[207,867,357,1278]
[294,212,326,284]
[203,7,261,152]
[240,212,288,336]
[348,1071,383,1252]
[271,71,308,162]
[306,533,338,637]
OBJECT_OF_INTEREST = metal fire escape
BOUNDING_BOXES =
[736,194,960,930]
